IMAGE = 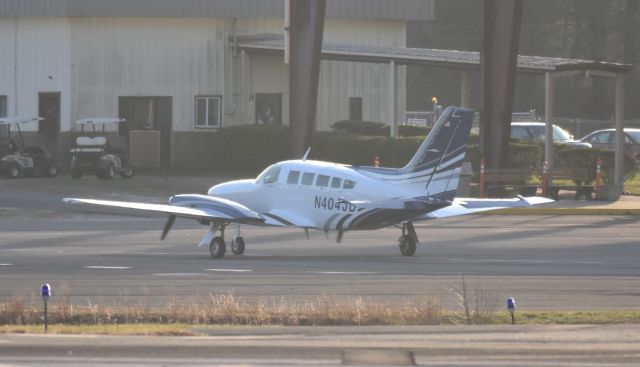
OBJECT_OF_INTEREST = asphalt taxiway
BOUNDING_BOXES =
[1,175,640,310]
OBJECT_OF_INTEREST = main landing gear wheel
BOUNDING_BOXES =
[231,236,245,255]
[210,236,227,259]
[398,234,417,257]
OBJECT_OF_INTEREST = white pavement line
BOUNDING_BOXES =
[153,273,208,276]
[307,271,378,275]
[244,253,273,257]
[206,268,253,272]
[0,263,13,266]
[83,266,132,270]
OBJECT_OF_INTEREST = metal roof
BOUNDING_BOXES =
[0,0,434,20]
[237,35,634,75]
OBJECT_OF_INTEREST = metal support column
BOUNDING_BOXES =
[288,0,326,158]
[460,70,471,108]
[544,72,555,170]
[480,0,523,169]
[389,60,398,137]
[615,75,625,190]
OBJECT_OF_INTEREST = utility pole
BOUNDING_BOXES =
[287,0,326,158]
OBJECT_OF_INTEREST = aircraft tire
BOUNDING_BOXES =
[210,236,227,259]
[231,236,245,255]
[398,234,417,256]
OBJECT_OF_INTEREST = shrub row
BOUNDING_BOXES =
[206,125,423,170]
[331,120,429,137]
[204,125,638,184]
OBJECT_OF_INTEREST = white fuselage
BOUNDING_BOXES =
[207,159,430,231]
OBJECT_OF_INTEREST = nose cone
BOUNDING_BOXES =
[208,179,256,197]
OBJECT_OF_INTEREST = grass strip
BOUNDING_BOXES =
[4,310,640,336]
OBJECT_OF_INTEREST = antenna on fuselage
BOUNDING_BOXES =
[302,147,311,161]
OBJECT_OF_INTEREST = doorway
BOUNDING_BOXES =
[38,92,61,157]
[119,97,172,168]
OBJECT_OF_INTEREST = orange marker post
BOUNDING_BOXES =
[374,156,380,168]
[541,160,548,197]
[595,157,602,198]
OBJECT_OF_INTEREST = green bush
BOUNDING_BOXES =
[311,132,422,167]
[331,120,390,136]
[398,125,429,137]
[208,124,290,170]
[466,142,542,181]
[331,120,430,138]
[554,146,639,184]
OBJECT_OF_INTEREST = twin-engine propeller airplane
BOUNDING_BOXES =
[64,107,553,258]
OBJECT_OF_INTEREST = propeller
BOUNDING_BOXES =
[336,230,344,244]
[304,228,310,240]
[161,215,176,240]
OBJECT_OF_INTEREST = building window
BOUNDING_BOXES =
[195,96,222,128]
[0,96,7,117]
[255,93,283,125]
[349,97,363,121]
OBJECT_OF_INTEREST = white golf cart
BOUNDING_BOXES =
[0,117,58,178]
[69,118,134,179]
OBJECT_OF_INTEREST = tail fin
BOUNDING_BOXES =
[401,106,474,200]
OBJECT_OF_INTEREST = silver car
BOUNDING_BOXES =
[511,122,592,148]
[579,128,640,159]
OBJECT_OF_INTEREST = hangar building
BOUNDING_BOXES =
[0,0,433,168]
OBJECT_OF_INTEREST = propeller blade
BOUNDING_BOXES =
[336,230,344,244]
[161,215,176,240]
[304,228,310,240]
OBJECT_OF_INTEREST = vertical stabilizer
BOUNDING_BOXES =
[400,107,474,200]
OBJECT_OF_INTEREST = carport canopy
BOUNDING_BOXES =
[236,35,634,195]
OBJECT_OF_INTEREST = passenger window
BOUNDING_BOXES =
[261,165,281,184]
[343,179,356,189]
[592,132,611,144]
[316,175,330,187]
[331,177,342,188]
[287,170,301,184]
[301,172,315,186]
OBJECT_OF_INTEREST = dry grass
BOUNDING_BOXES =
[0,291,442,327]
[446,274,499,325]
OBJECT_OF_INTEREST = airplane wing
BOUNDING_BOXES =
[63,194,266,225]
[339,195,553,230]
[425,196,555,219]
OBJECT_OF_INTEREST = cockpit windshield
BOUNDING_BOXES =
[256,164,281,184]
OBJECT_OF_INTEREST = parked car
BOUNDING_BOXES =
[70,118,134,179]
[511,122,592,148]
[0,117,58,178]
[579,128,640,159]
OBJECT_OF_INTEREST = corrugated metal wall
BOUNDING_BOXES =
[70,17,226,132]
[0,0,434,20]
[239,18,407,131]
[0,17,72,132]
